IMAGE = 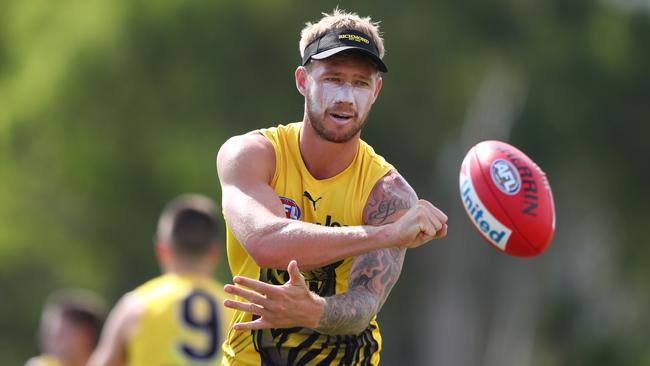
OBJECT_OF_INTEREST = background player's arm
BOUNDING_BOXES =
[315,171,414,335]
[87,293,141,366]
[217,133,445,271]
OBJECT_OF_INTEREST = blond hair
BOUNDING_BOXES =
[299,8,385,59]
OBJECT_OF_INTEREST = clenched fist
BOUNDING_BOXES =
[388,199,448,248]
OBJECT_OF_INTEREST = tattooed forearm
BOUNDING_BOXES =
[315,287,377,335]
[315,247,406,335]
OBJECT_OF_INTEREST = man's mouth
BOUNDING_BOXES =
[329,112,354,124]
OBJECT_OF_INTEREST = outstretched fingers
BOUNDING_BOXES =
[223,275,276,322]
[224,260,318,331]
[224,283,268,305]
[232,317,272,331]
[223,298,268,318]
[232,275,275,295]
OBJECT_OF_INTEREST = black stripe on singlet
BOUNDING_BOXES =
[274,327,302,350]
[230,330,253,354]
[253,327,265,354]
[367,325,380,365]
[339,335,356,366]
[316,343,339,366]
[313,335,338,366]
[353,332,365,365]
[291,332,324,366]
[361,329,373,365]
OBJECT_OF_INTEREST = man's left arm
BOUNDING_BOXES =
[314,170,412,334]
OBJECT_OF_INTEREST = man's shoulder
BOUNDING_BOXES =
[218,130,276,166]
[372,169,416,199]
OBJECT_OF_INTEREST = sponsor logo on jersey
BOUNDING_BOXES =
[459,162,512,250]
[280,196,301,220]
[303,191,323,210]
[315,215,345,227]
[490,159,521,195]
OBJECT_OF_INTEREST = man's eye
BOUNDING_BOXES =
[325,77,340,82]
[354,81,370,87]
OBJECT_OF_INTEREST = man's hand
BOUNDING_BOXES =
[388,199,448,249]
[223,260,325,331]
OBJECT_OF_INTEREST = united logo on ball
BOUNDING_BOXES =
[459,140,556,257]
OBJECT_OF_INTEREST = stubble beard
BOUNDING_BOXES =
[306,99,369,144]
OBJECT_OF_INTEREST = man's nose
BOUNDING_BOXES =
[333,83,355,104]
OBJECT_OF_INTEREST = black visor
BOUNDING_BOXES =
[302,29,388,73]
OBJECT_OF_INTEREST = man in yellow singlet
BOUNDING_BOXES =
[216,8,449,366]
[26,289,106,366]
[88,194,231,366]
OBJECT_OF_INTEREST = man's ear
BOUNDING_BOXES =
[155,242,172,270]
[295,66,309,97]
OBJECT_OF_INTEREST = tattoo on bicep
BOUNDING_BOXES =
[367,196,411,225]
[364,172,417,226]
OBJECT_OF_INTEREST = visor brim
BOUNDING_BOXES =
[309,46,388,73]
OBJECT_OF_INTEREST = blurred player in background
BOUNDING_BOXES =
[216,8,448,365]
[26,289,106,366]
[88,193,232,366]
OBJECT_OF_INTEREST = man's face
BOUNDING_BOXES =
[301,55,382,143]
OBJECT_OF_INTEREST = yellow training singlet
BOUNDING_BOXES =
[223,122,394,366]
[127,273,232,366]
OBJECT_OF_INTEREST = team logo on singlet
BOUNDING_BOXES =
[279,196,301,220]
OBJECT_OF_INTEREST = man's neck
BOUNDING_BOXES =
[299,121,360,180]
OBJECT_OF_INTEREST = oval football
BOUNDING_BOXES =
[459,140,555,257]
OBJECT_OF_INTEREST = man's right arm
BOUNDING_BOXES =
[216,133,442,271]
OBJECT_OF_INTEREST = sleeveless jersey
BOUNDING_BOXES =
[127,273,232,366]
[222,122,394,366]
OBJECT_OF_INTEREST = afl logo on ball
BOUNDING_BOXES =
[280,196,302,220]
[490,159,521,195]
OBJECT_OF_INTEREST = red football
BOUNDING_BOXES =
[459,140,556,257]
